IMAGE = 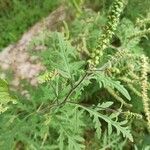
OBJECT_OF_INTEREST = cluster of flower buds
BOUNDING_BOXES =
[128,28,150,40]
[124,111,142,120]
[141,55,150,132]
[38,70,58,84]
[88,0,127,68]
[136,17,150,27]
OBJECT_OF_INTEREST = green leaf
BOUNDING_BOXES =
[56,105,86,150]
[77,102,133,142]
[0,78,17,113]
[100,101,114,108]
[99,131,126,150]
[111,80,131,101]
[95,74,131,101]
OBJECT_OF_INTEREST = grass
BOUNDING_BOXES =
[0,0,60,50]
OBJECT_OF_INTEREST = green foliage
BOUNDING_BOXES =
[0,0,150,149]
[77,102,133,141]
[99,131,126,150]
[94,73,131,101]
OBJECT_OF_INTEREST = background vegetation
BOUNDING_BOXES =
[0,0,60,50]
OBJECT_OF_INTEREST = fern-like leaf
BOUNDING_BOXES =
[94,73,131,100]
[76,102,133,142]
[0,78,17,113]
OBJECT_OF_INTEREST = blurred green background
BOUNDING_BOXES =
[0,0,60,50]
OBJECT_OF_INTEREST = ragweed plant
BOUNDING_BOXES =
[0,0,150,149]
